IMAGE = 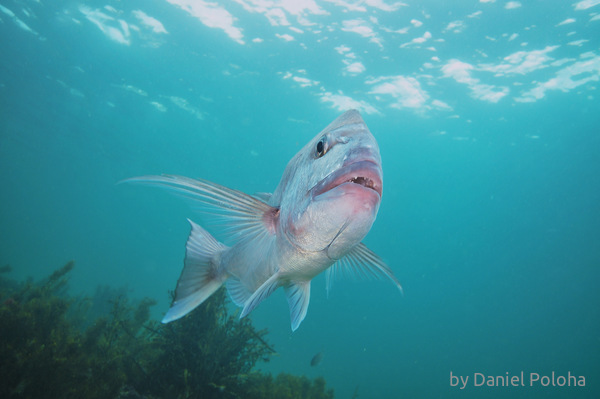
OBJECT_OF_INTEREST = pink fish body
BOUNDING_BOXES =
[126,110,401,331]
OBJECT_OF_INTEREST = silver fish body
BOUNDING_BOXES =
[126,109,401,331]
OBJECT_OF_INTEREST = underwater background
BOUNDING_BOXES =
[1,0,599,398]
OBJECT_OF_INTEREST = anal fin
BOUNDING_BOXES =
[226,277,252,307]
[240,275,313,332]
[240,272,281,319]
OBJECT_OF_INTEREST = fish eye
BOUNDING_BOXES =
[315,136,328,158]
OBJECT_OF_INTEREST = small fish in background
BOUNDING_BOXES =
[310,352,324,367]
[124,109,402,331]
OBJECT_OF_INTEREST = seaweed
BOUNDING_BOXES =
[243,373,334,399]
[0,261,152,399]
[0,262,335,399]
[144,287,274,398]
[0,260,86,398]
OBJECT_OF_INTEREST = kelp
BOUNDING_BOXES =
[0,262,334,399]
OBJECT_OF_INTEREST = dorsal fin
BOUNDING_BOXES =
[122,174,279,241]
[253,192,273,202]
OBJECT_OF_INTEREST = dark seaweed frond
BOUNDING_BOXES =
[0,261,335,399]
[242,373,335,399]
[144,287,274,398]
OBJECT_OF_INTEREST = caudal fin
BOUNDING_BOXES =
[162,219,228,323]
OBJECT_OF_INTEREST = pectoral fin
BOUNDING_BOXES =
[325,243,403,297]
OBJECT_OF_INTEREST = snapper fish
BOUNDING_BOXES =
[126,109,402,331]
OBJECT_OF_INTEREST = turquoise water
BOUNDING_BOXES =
[1,0,599,398]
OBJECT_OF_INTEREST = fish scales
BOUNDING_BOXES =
[125,109,402,331]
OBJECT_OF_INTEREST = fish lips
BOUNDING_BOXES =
[312,160,383,200]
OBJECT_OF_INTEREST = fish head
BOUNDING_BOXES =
[275,109,382,260]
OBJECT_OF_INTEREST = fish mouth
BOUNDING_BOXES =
[313,160,382,198]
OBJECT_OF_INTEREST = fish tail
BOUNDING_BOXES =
[161,219,228,323]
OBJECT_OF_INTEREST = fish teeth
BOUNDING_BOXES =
[348,176,375,190]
